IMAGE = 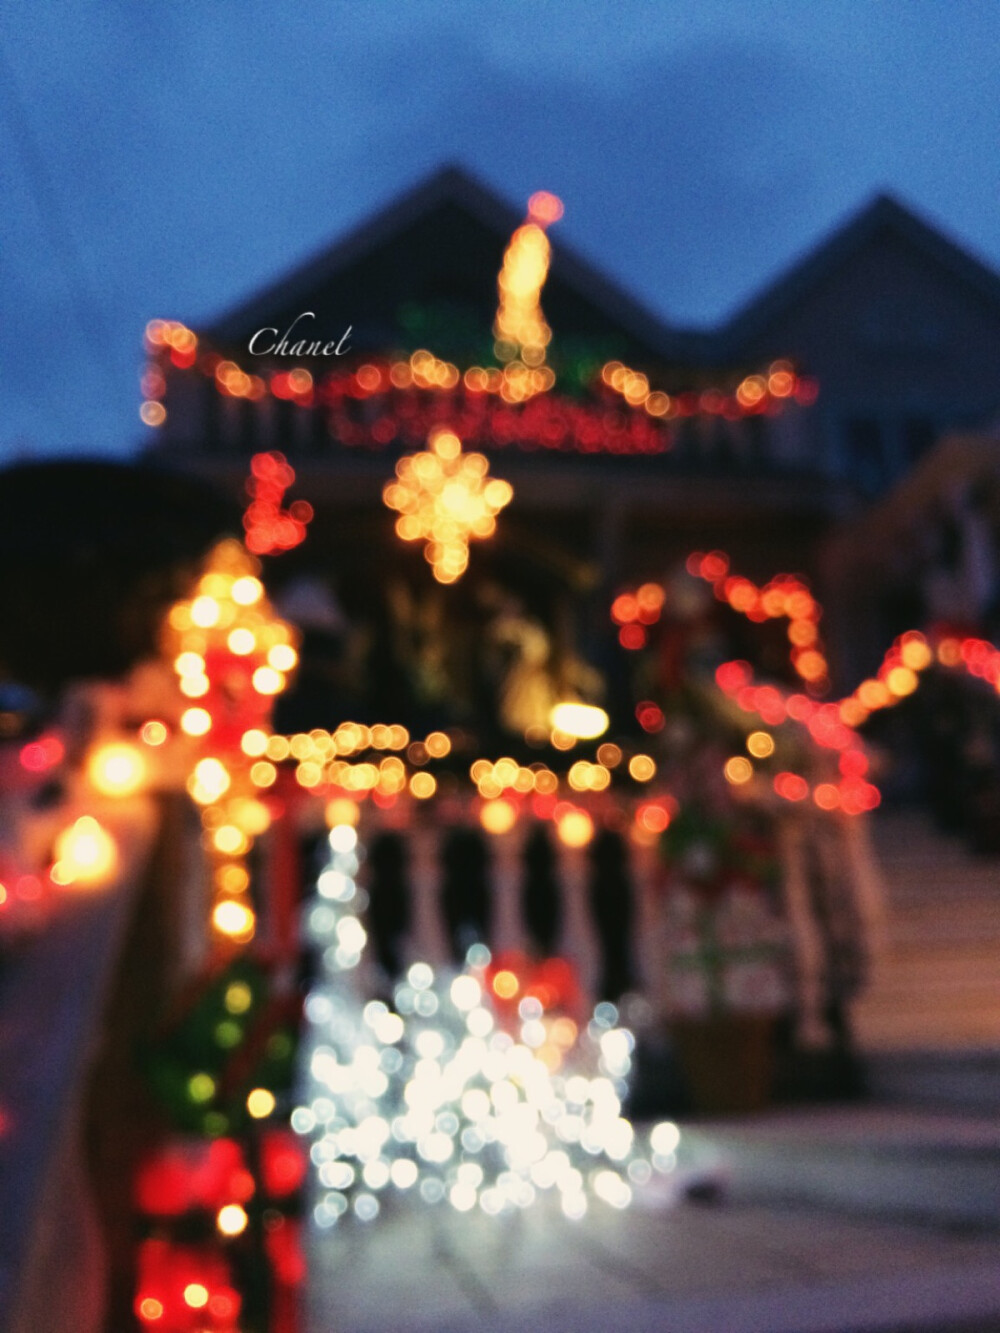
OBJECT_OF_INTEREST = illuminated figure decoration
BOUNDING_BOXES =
[382,426,513,583]
[491,190,562,402]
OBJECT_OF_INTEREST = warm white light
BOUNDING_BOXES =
[87,742,147,797]
[549,702,609,740]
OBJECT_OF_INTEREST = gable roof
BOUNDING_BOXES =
[207,163,696,365]
[720,192,1000,353]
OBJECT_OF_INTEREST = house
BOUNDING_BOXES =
[720,194,1000,494]
[144,166,1000,690]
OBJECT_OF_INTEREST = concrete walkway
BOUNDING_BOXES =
[305,1106,1000,1333]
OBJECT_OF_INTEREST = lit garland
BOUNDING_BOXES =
[685,550,831,692]
[610,558,876,815]
[382,426,513,582]
[243,450,313,555]
[296,819,683,1226]
[601,357,816,422]
[140,191,818,461]
[163,537,299,944]
[141,333,815,457]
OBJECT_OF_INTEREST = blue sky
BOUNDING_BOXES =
[3,1,999,458]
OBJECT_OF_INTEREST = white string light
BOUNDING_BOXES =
[295,822,681,1227]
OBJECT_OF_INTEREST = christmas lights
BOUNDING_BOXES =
[295,820,682,1227]
[382,426,513,583]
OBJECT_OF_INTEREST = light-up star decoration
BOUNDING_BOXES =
[383,426,513,583]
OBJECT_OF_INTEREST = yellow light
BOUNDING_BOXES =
[180,708,212,736]
[213,825,248,855]
[250,760,277,787]
[556,809,594,848]
[179,675,210,698]
[324,798,360,826]
[175,651,205,676]
[724,756,753,784]
[241,729,269,757]
[247,1087,276,1119]
[190,596,220,628]
[268,643,298,671]
[479,798,517,834]
[493,969,519,999]
[189,757,230,803]
[410,772,437,799]
[140,720,168,746]
[548,702,609,740]
[224,981,253,1013]
[425,730,451,758]
[217,1204,249,1236]
[886,665,919,697]
[87,742,147,797]
[901,638,932,670]
[230,798,271,835]
[252,666,284,695]
[231,576,263,605]
[266,735,290,760]
[52,816,117,886]
[213,900,255,939]
[138,1297,163,1320]
[746,731,775,758]
[183,1284,209,1309]
[188,1073,215,1103]
[628,754,656,782]
[858,679,891,709]
[228,628,256,655]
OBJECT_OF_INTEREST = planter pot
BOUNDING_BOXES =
[669,1014,775,1114]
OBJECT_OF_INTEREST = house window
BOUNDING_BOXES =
[843,416,887,493]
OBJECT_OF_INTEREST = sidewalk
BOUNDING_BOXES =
[304,1104,1000,1333]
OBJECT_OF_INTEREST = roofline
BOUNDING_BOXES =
[719,191,1000,352]
[206,162,687,361]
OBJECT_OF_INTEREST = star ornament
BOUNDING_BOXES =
[383,427,513,583]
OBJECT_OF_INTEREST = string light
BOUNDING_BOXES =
[298,825,681,1229]
[163,537,298,943]
[50,815,118,887]
[86,741,148,797]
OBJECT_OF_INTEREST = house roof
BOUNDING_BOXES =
[720,192,1000,354]
[206,164,699,367]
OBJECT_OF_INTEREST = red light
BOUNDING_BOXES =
[715,660,752,693]
[699,551,729,581]
[637,801,671,834]
[261,1130,307,1197]
[527,191,564,225]
[839,749,869,778]
[636,702,665,733]
[774,772,809,802]
[19,735,64,773]
[619,624,646,650]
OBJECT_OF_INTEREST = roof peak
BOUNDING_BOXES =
[722,188,1000,350]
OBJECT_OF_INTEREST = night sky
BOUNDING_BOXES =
[3,1,998,459]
